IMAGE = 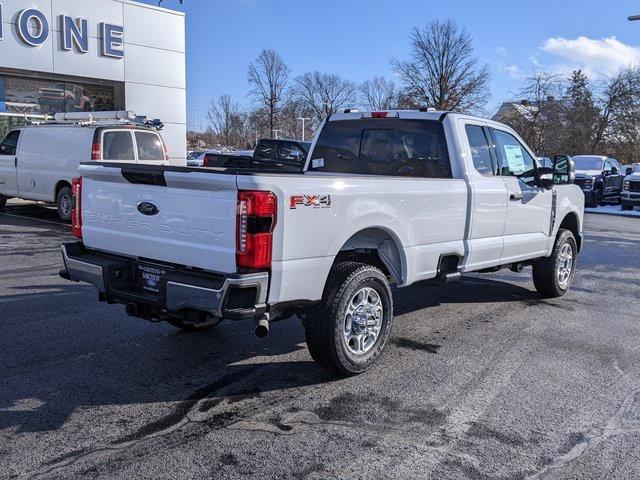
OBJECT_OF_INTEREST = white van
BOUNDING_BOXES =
[0,112,169,221]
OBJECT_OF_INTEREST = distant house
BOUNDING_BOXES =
[492,97,566,124]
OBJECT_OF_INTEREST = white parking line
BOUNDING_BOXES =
[0,291,80,304]
[0,212,67,228]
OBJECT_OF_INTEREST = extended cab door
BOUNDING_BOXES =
[458,120,507,271]
[0,130,20,196]
[489,127,553,262]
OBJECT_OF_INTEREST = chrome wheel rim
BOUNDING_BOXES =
[60,194,72,217]
[557,243,574,289]
[343,287,383,355]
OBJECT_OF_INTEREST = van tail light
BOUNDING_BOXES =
[236,191,276,270]
[91,142,101,160]
[202,154,210,167]
[71,177,83,239]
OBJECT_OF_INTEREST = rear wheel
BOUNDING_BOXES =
[532,229,577,298]
[621,203,634,211]
[56,186,73,222]
[304,262,393,377]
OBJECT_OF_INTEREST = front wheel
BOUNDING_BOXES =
[621,203,634,211]
[56,186,73,222]
[304,262,393,377]
[532,229,578,298]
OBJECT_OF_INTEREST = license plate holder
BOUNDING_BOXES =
[136,264,167,294]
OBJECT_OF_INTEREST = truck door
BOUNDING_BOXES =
[0,130,20,196]
[490,127,553,262]
[459,121,507,271]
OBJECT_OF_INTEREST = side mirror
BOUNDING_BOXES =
[537,166,554,189]
[553,155,575,185]
[627,167,634,176]
[611,166,619,175]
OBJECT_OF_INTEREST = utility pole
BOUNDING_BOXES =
[272,129,282,140]
[298,117,311,141]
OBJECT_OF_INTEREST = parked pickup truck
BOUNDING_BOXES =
[60,110,584,376]
[573,155,624,207]
[622,164,640,211]
[202,138,311,170]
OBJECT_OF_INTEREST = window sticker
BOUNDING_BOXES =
[504,144,526,175]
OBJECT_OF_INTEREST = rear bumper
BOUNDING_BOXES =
[60,242,269,320]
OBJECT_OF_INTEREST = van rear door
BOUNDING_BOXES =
[99,129,168,166]
[0,130,20,196]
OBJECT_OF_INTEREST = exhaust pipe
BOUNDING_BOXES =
[254,314,270,338]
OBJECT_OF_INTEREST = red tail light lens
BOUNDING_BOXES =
[91,142,101,160]
[371,111,388,118]
[71,177,83,239]
[237,191,276,270]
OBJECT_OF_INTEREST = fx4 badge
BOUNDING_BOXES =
[290,194,332,209]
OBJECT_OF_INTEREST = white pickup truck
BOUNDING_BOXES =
[60,110,584,376]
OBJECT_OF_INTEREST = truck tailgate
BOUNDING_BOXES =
[78,164,238,273]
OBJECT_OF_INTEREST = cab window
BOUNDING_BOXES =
[255,140,277,160]
[311,119,452,178]
[465,125,495,175]
[135,131,165,161]
[278,142,306,164]
[0,130,20,156]
[491,128,536,184]
[102,131,135,161]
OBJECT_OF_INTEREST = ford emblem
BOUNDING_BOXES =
[137,201,160,216]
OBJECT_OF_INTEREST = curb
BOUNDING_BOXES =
[585,209,640,220]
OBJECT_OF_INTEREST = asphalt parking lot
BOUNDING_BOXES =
[1,201,640,480]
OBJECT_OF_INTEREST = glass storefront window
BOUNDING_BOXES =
[0,74,117,116]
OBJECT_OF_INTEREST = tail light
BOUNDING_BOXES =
[371,111,388,118]
[236,191,276,270]
[91,142,101,160]
[162,142,169,162]
[202,154,210,167]
[71,177,83,239]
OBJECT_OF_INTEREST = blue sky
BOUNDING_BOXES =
[141,0,640,131]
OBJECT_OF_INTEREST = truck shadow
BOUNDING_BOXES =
[0,275,540,435]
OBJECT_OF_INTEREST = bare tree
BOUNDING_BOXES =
[292,71,358,121]
[206,94,247,147]
[392,19,490,113]
[360,76,397,110]
[590,68,640,156]
[498,73,564,155]
[247,49,290,139]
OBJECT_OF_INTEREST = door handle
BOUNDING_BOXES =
[15,157,17,168]
[509,193,524,201]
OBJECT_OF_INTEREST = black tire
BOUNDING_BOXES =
[621,203,633,211]
[0,194,7,209]
[56,186,73,222]
[166,316,223,332]
[532,229,578,299]
[304,261,393,377]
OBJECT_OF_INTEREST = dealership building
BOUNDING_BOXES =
[0,0,186,164]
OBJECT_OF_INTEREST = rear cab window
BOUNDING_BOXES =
[310,119,452,178]
[464,125,495,176]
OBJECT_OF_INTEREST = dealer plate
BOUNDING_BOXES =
[137,265,167,293]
